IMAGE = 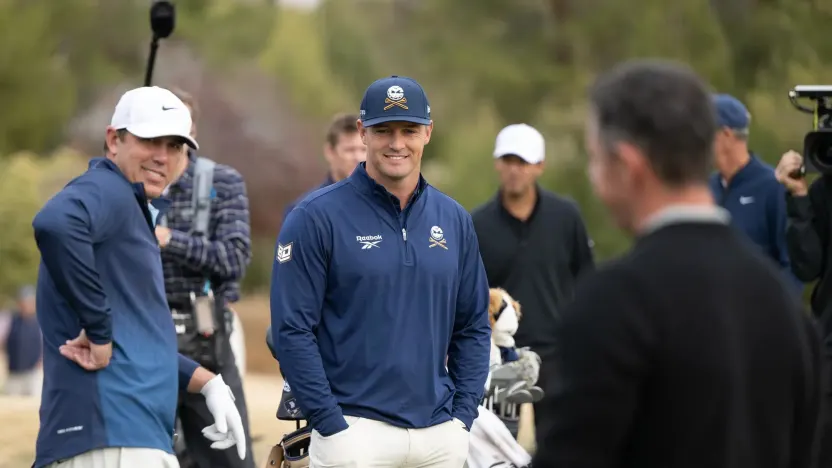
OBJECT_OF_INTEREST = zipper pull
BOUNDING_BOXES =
[402,228,407,241]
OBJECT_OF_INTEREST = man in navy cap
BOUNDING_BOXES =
[708,94,801,290]
[270,76,491,467]
[2,285,43,397]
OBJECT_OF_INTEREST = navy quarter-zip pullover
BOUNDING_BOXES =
[270,162,491,436]
[32,157,200,467]
[709,154,800,289]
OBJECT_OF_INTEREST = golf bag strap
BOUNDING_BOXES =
[191,156,216,237]
[266,425,312,468]
[266,443,285,468]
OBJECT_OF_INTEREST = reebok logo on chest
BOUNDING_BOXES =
[356,234,383,249]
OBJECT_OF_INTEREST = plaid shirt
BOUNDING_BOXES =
[160,152,252,304]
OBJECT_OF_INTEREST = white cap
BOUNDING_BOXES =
[493,123,544,164]
[110,86,199,150]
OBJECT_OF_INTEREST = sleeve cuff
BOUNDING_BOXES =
[178,354,200,392]
[785,194,812,219]
[453,413,474,432]
[85,319,113,345]
[165,229,190,255]
[313,406,348,437]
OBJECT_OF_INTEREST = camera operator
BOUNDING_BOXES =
[158,88,255,468]
[776,148,832,464]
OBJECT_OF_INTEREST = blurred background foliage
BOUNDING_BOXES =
[0,0,830,300]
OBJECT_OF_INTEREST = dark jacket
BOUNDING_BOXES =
[533,212,822,468]
[786,176,832,337]
[5,312,42,373]
[471,188,594,352]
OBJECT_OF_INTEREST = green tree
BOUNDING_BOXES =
[0,2,76,156]
[0,148,87,299]
[0,153,45,297]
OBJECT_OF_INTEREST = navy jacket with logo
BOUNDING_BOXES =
[709,154,801,290]
[32,158,199,467]
[270,162,491,436]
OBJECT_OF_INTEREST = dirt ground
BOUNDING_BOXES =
[0,373,295,468]
[0,295,534,467]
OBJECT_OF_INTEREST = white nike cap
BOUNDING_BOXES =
[110,86,199,150]
[493,123,545,164]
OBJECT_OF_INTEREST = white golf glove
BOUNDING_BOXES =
[200,374,247,460]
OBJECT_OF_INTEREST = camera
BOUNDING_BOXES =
[788,85,832,176]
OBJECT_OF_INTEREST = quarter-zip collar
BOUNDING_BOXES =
[720,152,762,189]
[88,156,172,231]
[347,161,428,216]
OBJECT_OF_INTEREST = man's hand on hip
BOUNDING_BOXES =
[59,329,112,371]
[201,374,247,460]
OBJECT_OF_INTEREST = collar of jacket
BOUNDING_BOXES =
[347,161,428,211]
[89,156,173,217]
[323,172,335,187]
[495,183,542,222]
[713,151,765,190]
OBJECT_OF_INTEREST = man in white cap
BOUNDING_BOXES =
[31,86,246,468]
[471,123,594,407]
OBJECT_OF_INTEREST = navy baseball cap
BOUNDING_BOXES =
[17,285,35,300]
[713,94,750,134]
[359,75,431,127]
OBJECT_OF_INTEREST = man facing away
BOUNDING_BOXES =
[3,285,43,397]
[708,93,801,291]
[532,60,823,468]
[270,75,491,467]
[283,112,367,218]
[32,86,246,468]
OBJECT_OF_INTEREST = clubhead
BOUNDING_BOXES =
[528,386,545,403]
[505,389,534,405]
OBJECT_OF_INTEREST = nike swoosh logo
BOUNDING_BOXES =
[162,106,176,111]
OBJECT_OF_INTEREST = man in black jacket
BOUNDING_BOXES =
[533,59,823,468]
[776,148,832,465]
[471,123,594,363]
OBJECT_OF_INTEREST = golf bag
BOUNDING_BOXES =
[265,326,312,467]
[468,406,532,468]
[468,344,543,468]
[265,425,312,468]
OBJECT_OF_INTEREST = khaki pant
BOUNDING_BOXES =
[46,447,179,468]
[3,367,42,397]
[310,416,469,467]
